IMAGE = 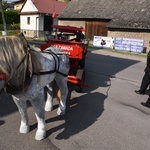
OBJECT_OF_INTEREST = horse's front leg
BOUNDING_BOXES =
[30,89,46,141]
[44,83,53,112]
[12,96,29,134]
[56,76,68,115]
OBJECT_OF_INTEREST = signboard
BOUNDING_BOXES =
[93,36,114,49]
[114,38,144,53]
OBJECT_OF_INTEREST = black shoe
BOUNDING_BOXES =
[135,90,145,95]
[141,102,150,108]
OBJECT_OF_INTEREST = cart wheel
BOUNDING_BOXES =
[74,84,83,93]
[79,59,85,69]
[74,71,85,93]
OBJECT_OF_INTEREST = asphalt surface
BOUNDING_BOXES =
[1,44,150,150]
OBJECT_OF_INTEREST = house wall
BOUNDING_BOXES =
[21,0,37,12]
[20,14,55,38]
[14,2,24,11]
[20,0,44,38]
[58,20,150,52]
[58,20,86,39]
[58,20,86,29]
[20,15,44,38]
[108,30,150,53]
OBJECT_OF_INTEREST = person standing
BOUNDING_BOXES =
[135,51,150,95]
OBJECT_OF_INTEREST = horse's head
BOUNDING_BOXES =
[0,36,28,87]
[0,73,7,93]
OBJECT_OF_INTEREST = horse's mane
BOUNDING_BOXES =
[0,36,43,80]
[30,46,44,72]
[0,36,25,78]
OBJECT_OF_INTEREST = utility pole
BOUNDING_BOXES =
[0,0,8,35]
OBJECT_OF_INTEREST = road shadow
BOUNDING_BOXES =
[0,92,17,118]
[46,92,106,139]
[0,120,5,126]
[84,50,141,92]
[44,49,142,139]
[0,49,141,135]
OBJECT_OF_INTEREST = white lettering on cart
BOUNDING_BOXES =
[53,45,73,51]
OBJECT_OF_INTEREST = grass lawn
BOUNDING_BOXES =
[0,30,20,36]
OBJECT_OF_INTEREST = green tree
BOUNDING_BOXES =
[5,10,20,24]
[2,1,8,10]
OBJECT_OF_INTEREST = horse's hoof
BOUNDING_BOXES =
[20,125,30,134]
[45,106,53,112]
[35,129,46,141]
[57,108,65,115]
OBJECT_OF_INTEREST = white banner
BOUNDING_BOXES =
[93,36,114,49]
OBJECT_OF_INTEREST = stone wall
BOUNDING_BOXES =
[21,29,45,38]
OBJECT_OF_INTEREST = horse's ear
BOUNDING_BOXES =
[18,32,25,40]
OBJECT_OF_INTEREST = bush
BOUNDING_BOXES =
[0,24,4,31]
[9,23,20,30]
[0,23,20,31]
[0,10,20,24]
[5,10,20,24]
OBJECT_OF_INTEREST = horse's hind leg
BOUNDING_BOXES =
[55,75,68,115]
[12,96,29,134]
[30,89,46,140]
[45,82,53,112]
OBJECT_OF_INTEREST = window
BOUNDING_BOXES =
[27,17,30,25]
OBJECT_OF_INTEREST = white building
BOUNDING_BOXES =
[20,0,67,38]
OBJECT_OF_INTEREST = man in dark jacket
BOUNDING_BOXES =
[135,50,150,108]
[135,51,150,95]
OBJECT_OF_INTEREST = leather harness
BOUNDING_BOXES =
[2,34,68,94]
[5,49,68,94]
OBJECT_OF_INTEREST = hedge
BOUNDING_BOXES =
[0,10,20,24]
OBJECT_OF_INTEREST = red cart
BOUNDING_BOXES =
[40,25,90,92]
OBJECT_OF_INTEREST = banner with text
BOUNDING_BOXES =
[114,38,144,53]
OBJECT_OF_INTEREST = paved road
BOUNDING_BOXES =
[1,46,150,150]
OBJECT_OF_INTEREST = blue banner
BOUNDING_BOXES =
[114,38,144,53]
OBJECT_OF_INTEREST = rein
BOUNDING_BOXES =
[16,53,28,70]
[4,52,32,94]
[2,34,32,94]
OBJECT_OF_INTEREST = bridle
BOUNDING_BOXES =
[0,44,29,95]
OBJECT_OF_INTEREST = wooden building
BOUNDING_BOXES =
[58,0,150,52]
